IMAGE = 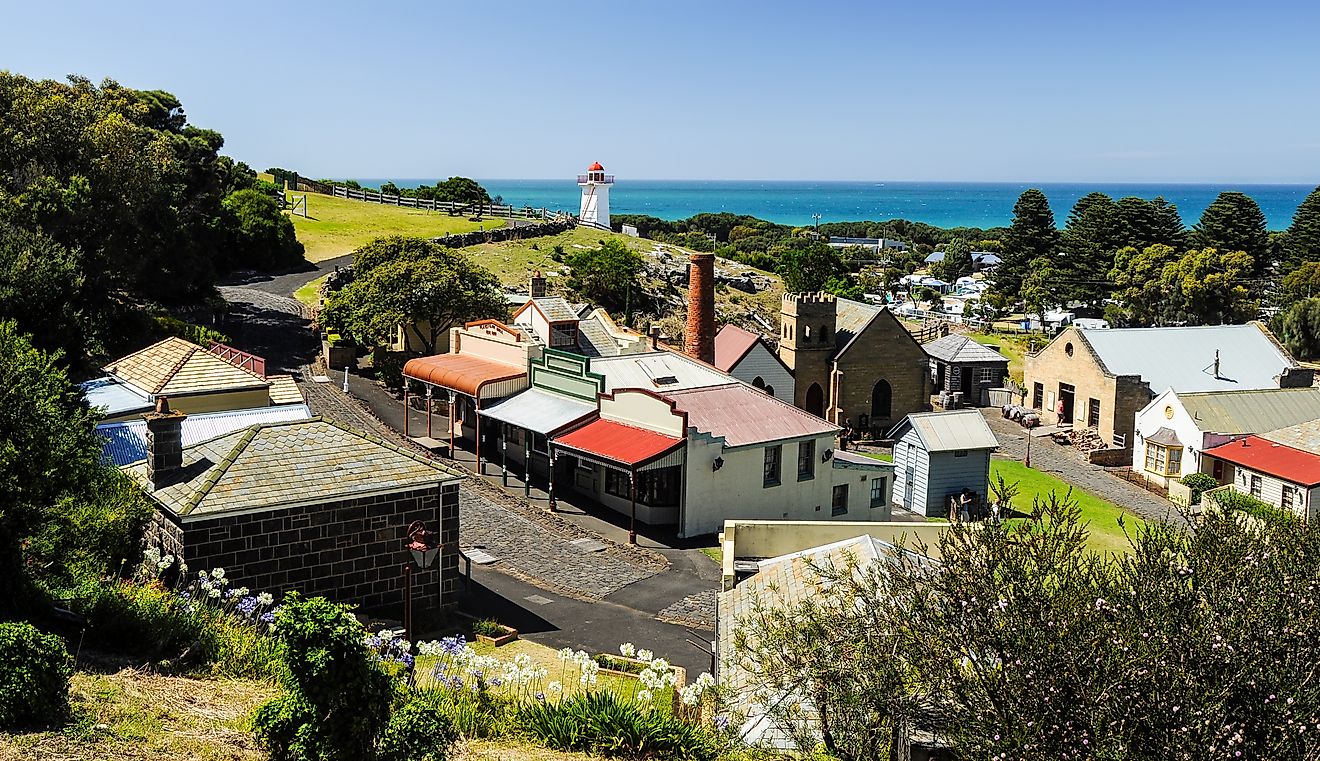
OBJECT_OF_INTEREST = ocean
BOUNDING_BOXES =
[354,179,1316,231]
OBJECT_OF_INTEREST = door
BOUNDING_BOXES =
[903,468,915,509]
[1058,383,1075,424]
[1087,398,1101,428]
[806,383,825,417]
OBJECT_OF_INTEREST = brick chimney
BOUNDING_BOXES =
[529,271,547,299]
[686,253,715,364]
[143,396,187,489]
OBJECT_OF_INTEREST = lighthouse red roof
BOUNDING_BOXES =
[588,162,604,171]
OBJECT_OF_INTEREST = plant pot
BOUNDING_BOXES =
[475,626,518,646]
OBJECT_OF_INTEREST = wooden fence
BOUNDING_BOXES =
[319,184,573,222]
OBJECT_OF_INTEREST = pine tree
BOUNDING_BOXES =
[1193,192,1270,276]
[1283,186,1320,272]
[1116,196,1187,251]
[1062,193,1121,306]
[997,189,1059,300]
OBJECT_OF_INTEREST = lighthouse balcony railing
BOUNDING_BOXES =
[577,174,615,184]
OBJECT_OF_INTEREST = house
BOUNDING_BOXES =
[128,406,463,612]
[715,528,946,755]
[889,409,999,516]
[1132,387,1320,488]
[96,403,312,466]
[509,294,650,358]
[1201,420,1320,519]
[85,338,304,422]
[1023,323,1310,451]
[713,324,794,401]
[777,292,930,437]
[827,236,907,252]
[922,334,1009,406]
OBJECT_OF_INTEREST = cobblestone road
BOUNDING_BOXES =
[982,410,1184,524]
[657,590,716,630]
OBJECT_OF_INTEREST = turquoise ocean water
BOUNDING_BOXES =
[355,179,1315,231]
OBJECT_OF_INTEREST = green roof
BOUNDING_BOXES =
[1179,387,1320,435]
[124,417,463,518]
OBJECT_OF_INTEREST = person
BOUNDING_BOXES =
[959,489,973,523]
[840,418,853,451]
[990,499,1002,524]
[1056,398,1066,425]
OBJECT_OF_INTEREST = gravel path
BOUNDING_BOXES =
[982,410,1184,524]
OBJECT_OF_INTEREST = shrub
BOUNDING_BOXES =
[592,653,645,675]
[377,696,458,761]
[153,314,230,346]
[1180,472,1218,505]
[371,348,408,390]
[1213,488,1298,525]
[471,619,506,638]
[518,691,719,760]
[0,621,72,730]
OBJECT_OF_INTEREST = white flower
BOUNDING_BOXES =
[696,672,715,688]
[557,647,574,662]
[178,562,188,575]
[680,685,701,705]
[637,649,654,662]
[513,653,532,669]
[256,592,274,606]
[208,587,221,598]
[232,586,249,597]
[619,642,636,657]
[548,680,563,693]
[573,649,591,666]
[199,569,209,579]
[143,547,161,564]
[637,689,653,703]
[212,567,226,579]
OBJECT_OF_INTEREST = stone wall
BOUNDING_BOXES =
[833,310,928,432]
[150,483,460,614]
[1024,328,1152,449]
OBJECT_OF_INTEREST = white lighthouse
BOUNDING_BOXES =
[577,161,613,229]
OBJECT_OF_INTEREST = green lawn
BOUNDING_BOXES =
[463,225,661,284]
[288,191,505,262]
[990,458,1142,554]
[857,450,893,462]
[700,545,722,563]
[966,331,1041,384]
[293,273,328,307]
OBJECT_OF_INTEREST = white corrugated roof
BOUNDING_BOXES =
[479,388,596,435]
[96,404,312,466]
[592,350,733,392]
[888,409,999,452]
[1079,324,1295,393]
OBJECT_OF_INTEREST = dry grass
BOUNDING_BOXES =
[455,738,610,760]
[0,669,276,761]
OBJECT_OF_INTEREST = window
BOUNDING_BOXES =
[764,385,775,397]
[819,324,830,343]
[505,425,523,446]
[1065,342,1075,356]
[1250,474,1262,499]
[871,380,892,419]
[531,432,548,454]
[1143,443,1182,476]
[763,445,782,487]
[831,485,849,516]
[605,469,631,499]
[1283,484,1298,513]
[550,323,578,347]
[798,440,815,481]
[752,376,765,389]
[1032,382,1044,409]
[954,449,968,458]
[870,477,887,508]
[978,367,1000,384]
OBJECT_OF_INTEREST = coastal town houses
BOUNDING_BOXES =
[1132,387,1320,488]
[1023,323,1311,452]
[713,323,794,402]
[1202,419,1320,520]
[922,333,1009,407]
[777,291,929,437]
[128,405,463,612]
[889,409,998,517]
[83,337,305,422]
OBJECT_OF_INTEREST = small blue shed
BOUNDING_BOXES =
[888,409,998,516]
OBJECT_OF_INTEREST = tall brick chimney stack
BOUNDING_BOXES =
[143,396,187,490]
[685,253,716,365]
[529,271,547,298]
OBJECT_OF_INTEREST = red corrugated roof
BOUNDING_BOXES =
[553,418,682,468]
[1203,435,1320,487]
[402,354,525,397]
[713,324,760,372]
[667,384,839,447]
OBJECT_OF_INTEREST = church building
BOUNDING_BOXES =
[777,292,928,437]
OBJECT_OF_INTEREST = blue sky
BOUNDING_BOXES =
[6,1,1320,182]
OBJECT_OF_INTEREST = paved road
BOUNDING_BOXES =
[982,409,1184,524]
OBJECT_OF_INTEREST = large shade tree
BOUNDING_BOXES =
[1275,297,1320,359]
[1193,192,1270,276]
[565,238,644,316]
[997,189,1060,299]
[1160,247,1257,325]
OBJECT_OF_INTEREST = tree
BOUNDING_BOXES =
[779,242,845,293]
[221,189,306,271]
[323,237,506,355]
[0,321,151,614]
[1275,298,1320,359]
[1109,244,1180,326]
[1021,256,1059,328]
[1283,185,1320,272]
[1061,193,1121,305]
[1279,261,1320,307]
[1115,196,1187,251]
[565,238,644,315]
[997,189,1060,300]
[0,225,86,359]
[930,238,974,282]
[1193,192,1270,276]
[1160,247,1256,325]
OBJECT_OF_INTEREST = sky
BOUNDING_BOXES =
[6,1,1320,183]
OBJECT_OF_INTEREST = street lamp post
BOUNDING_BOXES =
[402,520,440,647]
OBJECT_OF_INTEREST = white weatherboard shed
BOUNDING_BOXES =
[889,409,998,516]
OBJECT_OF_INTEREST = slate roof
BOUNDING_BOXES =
[1178,387,1320,434]
[97,404,312,466]
[923,334,1010,365]
[1077,323,1296,394]
[124,418,462,518]
[1259,417,1320,453]
[666,384,839,447]
[532,297,579,322]
[887,409,999,452]
[834,297,883,354]
[713,324,762,372]
[104,337,268,396]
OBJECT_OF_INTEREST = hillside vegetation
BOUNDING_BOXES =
[289,191,505,262]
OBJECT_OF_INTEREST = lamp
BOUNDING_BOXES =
[712,457,725,472]
[822,448,834,462]
[406,521,440,569]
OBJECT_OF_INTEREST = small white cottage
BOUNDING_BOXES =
[888,409,998,516]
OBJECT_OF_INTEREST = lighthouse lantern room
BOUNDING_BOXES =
[577,161,614,229]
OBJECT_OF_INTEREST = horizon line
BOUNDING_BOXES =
[341,176,1318,187]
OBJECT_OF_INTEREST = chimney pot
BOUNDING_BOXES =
[685,253,716,365]
[529,271,547,299]
[143,396,187,489]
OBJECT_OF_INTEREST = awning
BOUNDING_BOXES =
[480,388,595,435]
[403,354,527,400]
[1146,427,1182,447]
[553,418,684,471]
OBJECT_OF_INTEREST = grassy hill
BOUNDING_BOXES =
[287,191,505,262]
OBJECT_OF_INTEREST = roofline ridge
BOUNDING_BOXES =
[180,425,261,516]
[317,416,466,477]
[154,343,202,394]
